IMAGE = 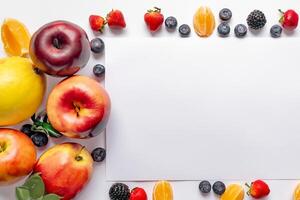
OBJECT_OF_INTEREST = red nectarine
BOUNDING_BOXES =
[47,75,111,138]
[0,128,37,184]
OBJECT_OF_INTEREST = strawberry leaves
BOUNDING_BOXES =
[16,173,61,200]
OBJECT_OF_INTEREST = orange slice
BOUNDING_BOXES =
[1,18,31,56]
[294,183,300,200]
[153,181,173,200]
[193,6,216,37]
[220,184,244,200]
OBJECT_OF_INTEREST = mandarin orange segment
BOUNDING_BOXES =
[193,6,216,37]
[294,183,300,200]
[1,18,31,56]
[153,181,173,200]
[220,184,245,200]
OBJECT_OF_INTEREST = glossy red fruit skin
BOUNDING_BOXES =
[46,75,111,138]
[130,187,148,200]
[280,9,299,30]
[107,9,126,28]
[29,20,90,77]
[247,180,270,199]
[144,7,164,32]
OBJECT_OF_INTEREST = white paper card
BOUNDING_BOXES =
[106,38,300,181]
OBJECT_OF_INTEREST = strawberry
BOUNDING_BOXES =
[246,180,270,199]
[89,15,106,32]
[130,187,147,200]
[106,9,126,28]
[279,9,299,30]
[144,7,164,32]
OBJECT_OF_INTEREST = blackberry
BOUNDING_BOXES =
[247,10,267,30]
[109,183,130,200]
[199,180,211,194]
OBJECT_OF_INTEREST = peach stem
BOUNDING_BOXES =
[0,142,6,153]
[75,146,85,161]
[72,102,81,117]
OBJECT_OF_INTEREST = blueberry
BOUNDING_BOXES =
[93,64,105,77]
[217,22,230,37]
[219,8,232,21]
[199,180,211,194]
[212,181,226,195]
[165,16,178,29]
[179,24,191,37]
[234,24,247,38]
[31,132,48,147]
[91,147,106,162]
[90,38,105,54]
[270,25,282,38]
[20,124,34,137]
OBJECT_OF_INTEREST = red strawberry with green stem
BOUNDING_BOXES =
[279,9,299,30]
[107,9,126,28]
[246,180,270,199]
[89,15,106,32]
[144,7,164,32]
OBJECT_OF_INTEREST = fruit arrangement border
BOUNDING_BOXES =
[0,5,299,200]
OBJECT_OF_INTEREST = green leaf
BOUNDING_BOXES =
[42,123,63,138]
[31,124,47,134]
[23,173,45,199]
[43,194,61,200]
[32,121,63,138]
[16,187,31,200]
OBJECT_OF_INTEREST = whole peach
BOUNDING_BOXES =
[0,128,37,184]
[34,143,93,200]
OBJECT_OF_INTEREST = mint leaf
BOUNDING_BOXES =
[16,187,31,200]
[43,194,61,200]
[42,122,63,138]
[32,121,63,138]
[23,173,45,199]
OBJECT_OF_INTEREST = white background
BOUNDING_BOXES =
[0,0,300,199]
[106,38,300,181]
